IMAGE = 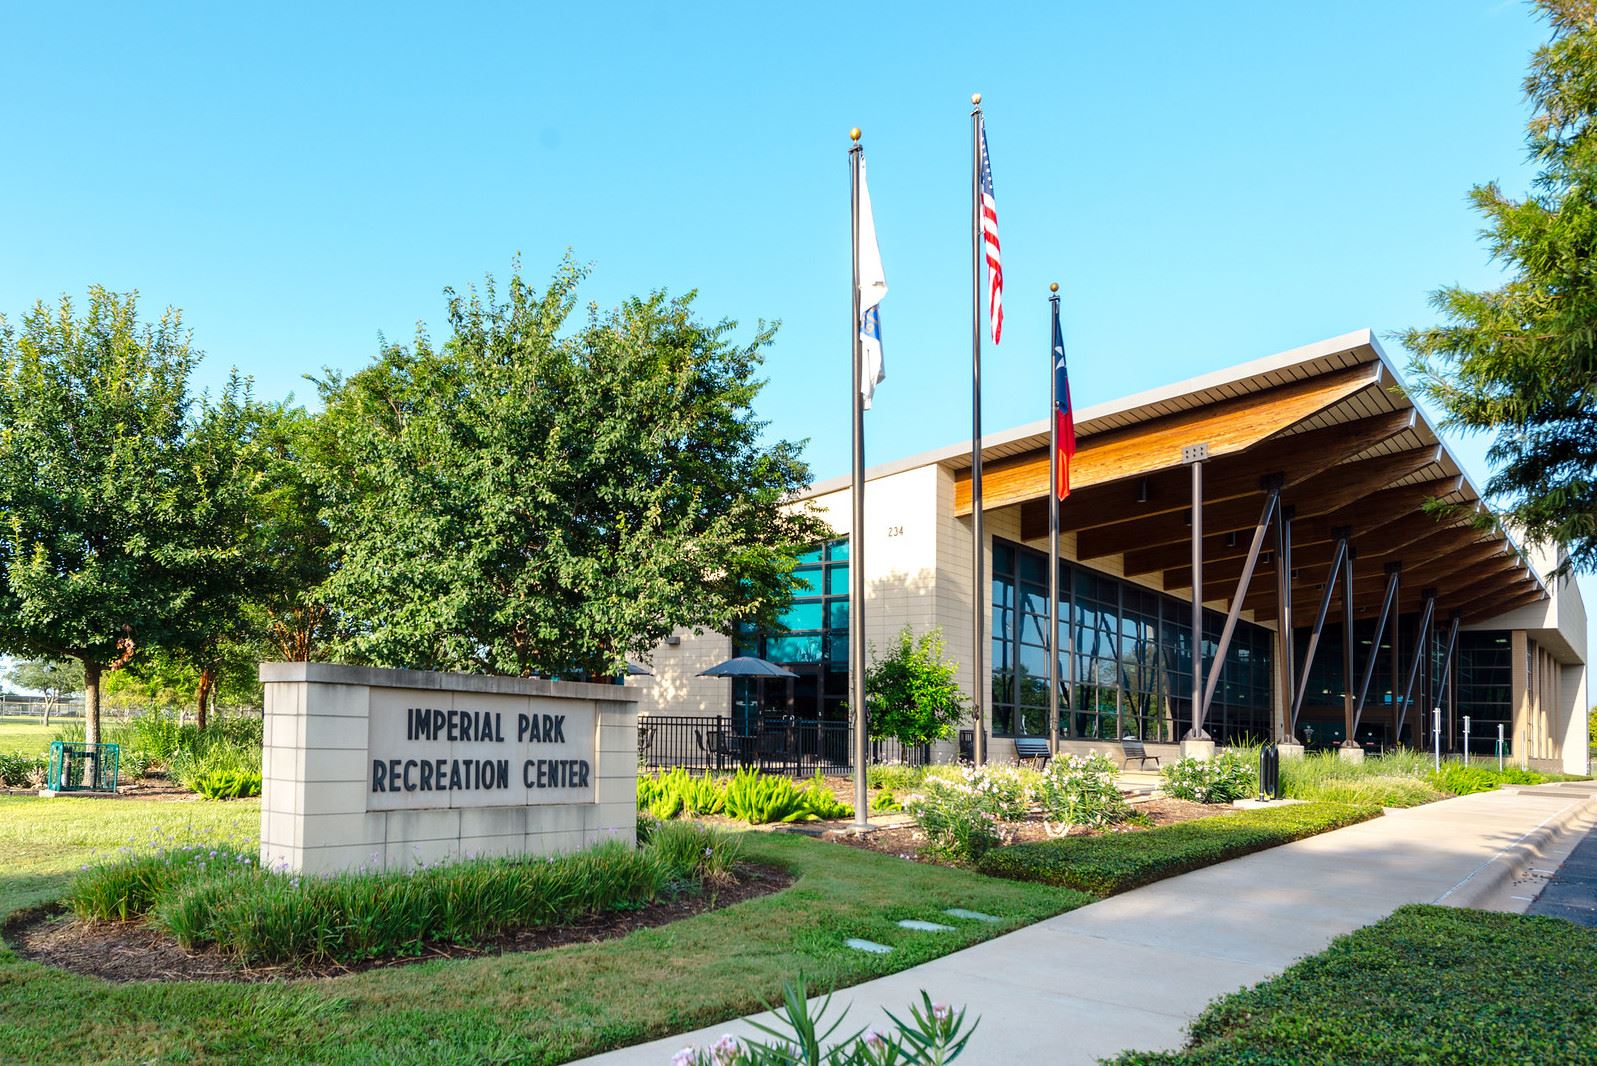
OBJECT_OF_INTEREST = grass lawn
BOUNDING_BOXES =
[0,794,1090,1065]
[1109,904,1597,1065]
[0,717,54,759]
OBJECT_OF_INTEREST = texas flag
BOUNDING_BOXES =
[1054,306,1075,499]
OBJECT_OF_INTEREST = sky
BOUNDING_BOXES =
[2,1,1592,674]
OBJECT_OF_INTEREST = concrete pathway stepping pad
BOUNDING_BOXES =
[897,919,955,932]
[942,908,999,922]
[844,938,893,955]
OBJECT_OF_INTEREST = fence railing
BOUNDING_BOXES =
[637,715,931,777]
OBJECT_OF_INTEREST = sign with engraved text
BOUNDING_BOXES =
[366,688,596,810]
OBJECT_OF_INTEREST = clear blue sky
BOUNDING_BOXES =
[3,1,1590,671]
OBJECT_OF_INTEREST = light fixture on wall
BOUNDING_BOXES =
[665,634,681,647]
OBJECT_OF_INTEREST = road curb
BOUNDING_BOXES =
[1432,787,1597,911]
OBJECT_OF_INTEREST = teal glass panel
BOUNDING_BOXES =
[827,565,849,596]
[778,600,823,632]
[827,538,850,561]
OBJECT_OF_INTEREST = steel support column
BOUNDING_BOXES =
[1274,505,1295,743]
[1340,543,1358,749]
[1351,562,1401,737]
[1394,589,1436,743]
[1201,478,1281,724]
[1186,445,1208,739]
[1290,529,1351,733]
[1434,611,1462,750]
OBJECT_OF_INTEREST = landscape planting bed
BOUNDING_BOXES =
[6,862,793,983]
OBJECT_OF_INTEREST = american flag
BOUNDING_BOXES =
[978,116,1003,344]
[1053,302,1076,499]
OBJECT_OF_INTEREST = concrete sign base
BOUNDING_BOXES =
[259,662,639,875]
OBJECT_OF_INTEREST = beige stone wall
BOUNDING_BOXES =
[260,663,637,875]
[628,627,733,718]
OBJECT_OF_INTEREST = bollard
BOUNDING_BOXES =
[1433,708,1442,771]
[1497,723,1505,772]
[1258,744,1283,801]
[1462,716,1471,766]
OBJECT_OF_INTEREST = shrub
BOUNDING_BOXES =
[68,842,259,921]
[1161,751,1258,804]
[71,830,740,966]
[646,819,741,882]
[903,766,1029,863]
[905,786,1003,864]
[188,768,263,800]
[866,763,926,792]
[677,983,975,1066]
[724,768,811,824]
[864,626,968,746]
[1033,752,1133,828]
[797,773,853,820]
[0,752,46,788]
[1429,762,1501,796]
[977,802,1380,896]
[871,789,902,812]
[1107,906,1597,1065]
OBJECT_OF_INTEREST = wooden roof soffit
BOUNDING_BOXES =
[952,361,1385,517]
[1074,445,1442,560]
[1117,476,1468,577]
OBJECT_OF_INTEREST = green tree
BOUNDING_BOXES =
[6,658,84,725]
[309,260,828,678]
[0,288,266,745]
[1402,0,1597,574]
[865,627,968,747]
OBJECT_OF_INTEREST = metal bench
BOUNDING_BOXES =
[1121,738,1161,769]
[1014,737,1052,769]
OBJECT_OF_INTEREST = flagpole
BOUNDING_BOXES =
[969,93,987,767]
[1048,283,1061,758]
[849,128,871,831]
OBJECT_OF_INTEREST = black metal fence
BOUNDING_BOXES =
[637,715,930,776]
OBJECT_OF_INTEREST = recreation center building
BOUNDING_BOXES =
[632,330,1591,775]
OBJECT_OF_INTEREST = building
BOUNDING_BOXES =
[633,330,1590,775]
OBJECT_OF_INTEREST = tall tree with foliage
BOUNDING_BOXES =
[1403,0,1597,574]
[0,288,266,744]
[309,260,829,678]
[6,658,83,725]
[865,627,967,747]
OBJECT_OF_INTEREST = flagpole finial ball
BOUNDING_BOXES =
[971,92,982,105]
[1050,282,1060,293]
[850,128,861,142]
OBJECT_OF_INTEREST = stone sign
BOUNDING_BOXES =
[259,662,638,875]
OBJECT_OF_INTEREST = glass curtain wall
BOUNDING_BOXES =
[992,536,1273,744]
[734,537,850,731]
[1456,631,1512,755]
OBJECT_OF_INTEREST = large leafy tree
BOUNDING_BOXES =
[310,260,828,678]
[1403,0,1597,574]
[0,288,271,743]
[6,658,83,725]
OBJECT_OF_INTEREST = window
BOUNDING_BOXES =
[736,537,850,728]
[991,537,1271,743]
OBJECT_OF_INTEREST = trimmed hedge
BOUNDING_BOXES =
[1109,905,1597,1064]
[975,802,1380,896]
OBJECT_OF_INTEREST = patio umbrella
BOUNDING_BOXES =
[625,661,654,677]
[695,656,798,679]
[697,656,798,730]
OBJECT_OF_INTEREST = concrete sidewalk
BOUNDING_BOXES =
[578,783,1597,1066]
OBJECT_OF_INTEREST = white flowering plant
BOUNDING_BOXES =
[673,982,975,1065]
[1031,751,1133,830]
[903,766,1027,863]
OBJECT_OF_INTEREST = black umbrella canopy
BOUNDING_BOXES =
[625,661,654,677]
[696,656,798,679]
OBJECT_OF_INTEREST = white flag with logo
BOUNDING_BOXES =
[858,155,887,409]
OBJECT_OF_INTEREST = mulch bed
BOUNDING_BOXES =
[828,797,1230,864]
[4,862,793,984]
